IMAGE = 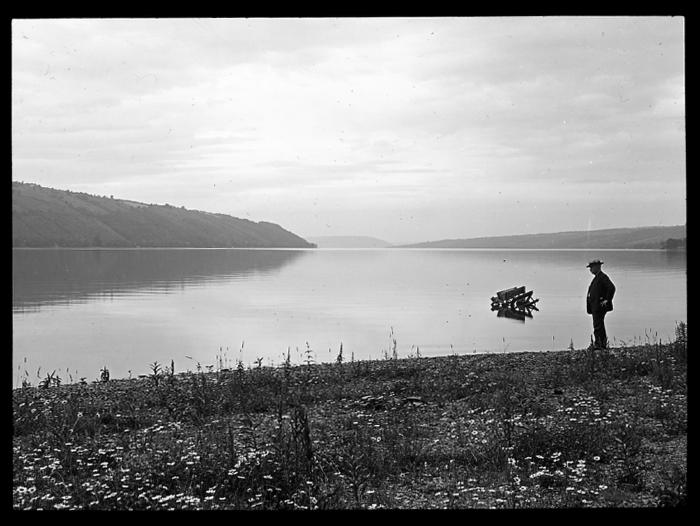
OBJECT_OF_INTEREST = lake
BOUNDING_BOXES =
[12,248,686,384]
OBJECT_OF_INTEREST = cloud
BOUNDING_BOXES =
[11,17,685,241]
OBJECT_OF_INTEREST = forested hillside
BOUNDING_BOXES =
[12,182,315,248]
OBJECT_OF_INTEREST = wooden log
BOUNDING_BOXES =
[497,286,526,301]
[513,290,533,301]
[491,287,539,318]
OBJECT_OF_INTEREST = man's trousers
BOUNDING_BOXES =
[592,310,608,349]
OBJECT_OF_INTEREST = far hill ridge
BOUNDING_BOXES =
[306,236,393,248]
[399,226,686,250]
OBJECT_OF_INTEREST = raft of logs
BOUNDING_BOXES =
[490,286,539,321]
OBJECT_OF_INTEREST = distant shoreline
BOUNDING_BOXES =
[12,246,683,252]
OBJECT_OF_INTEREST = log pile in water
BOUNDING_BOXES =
[490,286,539,322]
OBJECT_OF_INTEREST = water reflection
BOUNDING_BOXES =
[496,306,533,322]
[12,249,308,311]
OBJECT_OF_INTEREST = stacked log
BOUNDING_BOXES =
[490,286,539,321]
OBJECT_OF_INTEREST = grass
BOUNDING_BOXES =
[12,325,687,509]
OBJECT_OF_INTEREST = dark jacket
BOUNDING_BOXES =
[587,271,616,314]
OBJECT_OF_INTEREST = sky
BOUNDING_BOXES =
[12,17,685,244]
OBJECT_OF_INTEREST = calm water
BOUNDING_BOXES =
[12,248,686,383]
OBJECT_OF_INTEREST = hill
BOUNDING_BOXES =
[306,235,393,248]
[12,182,316,248]
[399,225,686,249]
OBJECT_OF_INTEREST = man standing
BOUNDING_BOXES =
[586,259,616,350]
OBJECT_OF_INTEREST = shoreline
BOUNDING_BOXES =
[12,246,684,251]
[13,346,577,389]
[13,339,687,509]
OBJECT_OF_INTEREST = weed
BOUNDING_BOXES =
[12,333,687,509]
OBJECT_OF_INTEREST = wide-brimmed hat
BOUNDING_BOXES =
[586,259,604,268]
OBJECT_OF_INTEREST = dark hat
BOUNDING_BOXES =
[586,259,604,267]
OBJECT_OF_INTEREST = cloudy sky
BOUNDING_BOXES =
[12,17,685,244]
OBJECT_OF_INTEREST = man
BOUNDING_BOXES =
[586,259,616,350]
